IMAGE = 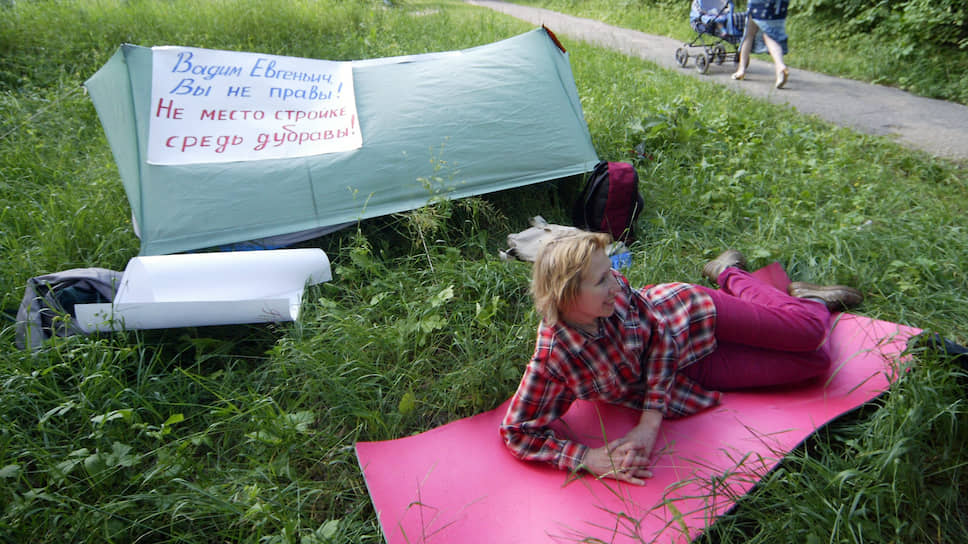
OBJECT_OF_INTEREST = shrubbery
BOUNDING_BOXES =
[800,0,967,48]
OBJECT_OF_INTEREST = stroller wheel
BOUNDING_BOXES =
[695,53,710,74]
[675,47,689,67]
[712,44,726,64]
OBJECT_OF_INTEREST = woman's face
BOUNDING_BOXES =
[561,249,620,327]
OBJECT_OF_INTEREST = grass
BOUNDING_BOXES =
[1,0,966,542]
[511,0,968,105]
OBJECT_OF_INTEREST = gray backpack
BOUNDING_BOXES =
[15,268,122,350]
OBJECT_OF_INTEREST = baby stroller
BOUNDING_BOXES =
[675,0,746,74]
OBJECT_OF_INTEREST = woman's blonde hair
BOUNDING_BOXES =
[531,231,612,325]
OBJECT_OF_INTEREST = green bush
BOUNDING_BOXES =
[799,0,967,49]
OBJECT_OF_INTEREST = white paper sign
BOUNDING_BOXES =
[147,46,361,165]
[75,249,332,332]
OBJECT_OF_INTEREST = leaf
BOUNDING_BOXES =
[417,315,446,334]
[301,519,341,544]
[0,464,21,479]
[474,295,503,326]
[398,391,416,415]
[106,442,140,468]
[163,413,185,426]
[285,411,315,433]
[320,519,340,539]
[54,457,84,483]
[246,430,283,445]
[429,285,454,308]
[84,452,106,476]
[39,400,77,425]
[91,409,133,426]
[664,500,690,536]
[243,501,267,520]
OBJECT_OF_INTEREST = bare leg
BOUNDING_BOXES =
[761,32,789,88]
[732,18,755,80]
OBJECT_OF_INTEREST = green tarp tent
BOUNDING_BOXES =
[84,28,599,255]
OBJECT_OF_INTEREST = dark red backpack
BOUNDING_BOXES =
[571,161,645,242]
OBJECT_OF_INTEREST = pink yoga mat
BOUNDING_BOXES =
[356,264,920,543]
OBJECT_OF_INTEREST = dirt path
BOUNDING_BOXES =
[468,0,968,163]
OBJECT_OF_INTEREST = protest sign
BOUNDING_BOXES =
[148,46,361,164]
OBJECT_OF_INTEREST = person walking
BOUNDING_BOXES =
[732,0,790,88]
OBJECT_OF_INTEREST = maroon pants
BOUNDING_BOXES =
[681,267,832,390]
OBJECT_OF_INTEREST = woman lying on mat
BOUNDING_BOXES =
[500,231,862,485]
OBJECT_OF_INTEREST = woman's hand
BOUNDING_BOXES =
[581,410,663,485]
[582,440,654,485]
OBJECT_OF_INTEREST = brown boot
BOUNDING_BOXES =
[787,282,863,311]
[702,250,747,285]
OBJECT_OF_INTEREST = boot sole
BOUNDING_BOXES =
[788,281,863,310]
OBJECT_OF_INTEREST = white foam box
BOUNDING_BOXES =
[75,248,331,332]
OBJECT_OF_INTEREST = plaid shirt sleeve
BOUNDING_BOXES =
[637,282,720,417]
[500,327,588,472]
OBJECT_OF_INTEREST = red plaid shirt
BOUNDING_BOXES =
[500,270,720,471]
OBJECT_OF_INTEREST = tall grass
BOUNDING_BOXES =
[1,0,966,542]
